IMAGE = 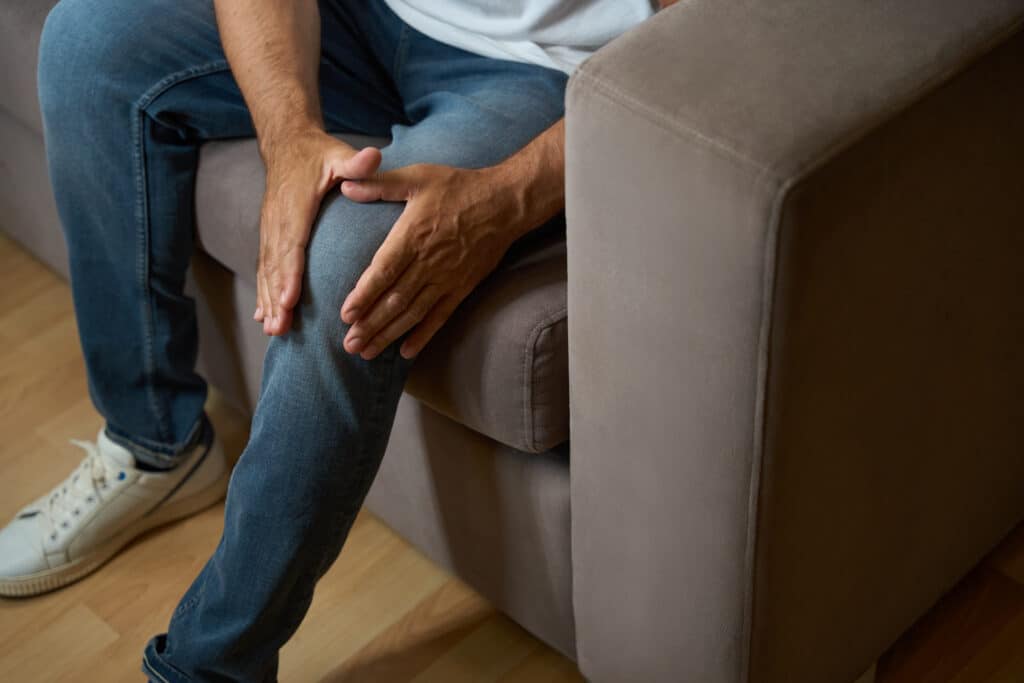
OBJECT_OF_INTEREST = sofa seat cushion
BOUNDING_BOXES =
[196,138,569,453]
[0,0,54,134]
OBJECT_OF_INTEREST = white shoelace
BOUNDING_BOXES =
[40,439,119,538]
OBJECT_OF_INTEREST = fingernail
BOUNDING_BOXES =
[347,337,362,352]
[253,307,261,320]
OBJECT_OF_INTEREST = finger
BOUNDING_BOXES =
[341,219,416,323]
[399,293,462,360]
[344,263,425,353]
[254,272,265,322]
[357,285,443,360]
[278,249,306,311]
[267,260,283,333]
[273,306,294,336]
[319,144,380,191]
[266,226,309,334]
[256,211,272,325]
[270,248,305,335]
[340,167,416,204]
[323,146,381,188]
[260,268,275,335]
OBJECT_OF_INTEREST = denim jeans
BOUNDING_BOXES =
[37,0,567,679]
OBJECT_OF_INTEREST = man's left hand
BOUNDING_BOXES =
[339,163,522,361]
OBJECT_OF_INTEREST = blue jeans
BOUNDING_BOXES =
[37,0,567,679]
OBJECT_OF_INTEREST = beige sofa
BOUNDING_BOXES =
[2,0,1023,681]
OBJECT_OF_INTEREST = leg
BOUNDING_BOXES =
[38,0,252,464]
[37,0,402,465]
[143,20,569,681]
[0,0,408,598]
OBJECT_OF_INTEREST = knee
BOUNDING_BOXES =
[38,0,165,117]
[296,195,405,339]
[39,0,114,114]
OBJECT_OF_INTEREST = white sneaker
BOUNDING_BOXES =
[0,426,230,597]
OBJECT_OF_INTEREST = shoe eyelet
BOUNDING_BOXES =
[61,521,69,529]
[50,533,57,541]
[87,496,95,503]
[73,509,80,516]
[118,472,126,481]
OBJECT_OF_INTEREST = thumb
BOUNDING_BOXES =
[324,145,382,183]
[340,169,414,203]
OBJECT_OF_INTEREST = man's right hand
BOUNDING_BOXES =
[255,130,382,335]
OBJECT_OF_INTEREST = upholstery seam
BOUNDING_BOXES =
[570,15,1024,192]
[523,307,568,453]
[569,69,774,177]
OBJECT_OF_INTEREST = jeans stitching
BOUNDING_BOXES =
[142,651,174,683]
[131,106,169,443]
[106,413,205,463]
[129,60,232,447]
[355,343,405,491]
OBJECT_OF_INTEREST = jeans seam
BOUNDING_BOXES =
[130,60,232,446]
[359,344,404,480]
[142,652,174,683]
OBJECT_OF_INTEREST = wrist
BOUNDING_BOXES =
[258,118,325,163]
[485,157,564,241]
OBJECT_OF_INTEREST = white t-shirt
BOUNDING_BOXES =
[382,0,656,74]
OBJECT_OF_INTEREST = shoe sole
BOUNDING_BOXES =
[0,470,230,598]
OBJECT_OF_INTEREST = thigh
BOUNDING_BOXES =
[387,48,569,170]
[40,0,404,141]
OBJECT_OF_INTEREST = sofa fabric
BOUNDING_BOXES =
[365,394,575,658]
[0,0,49,136]
[566,1,1024,682]
[0,111,67,277]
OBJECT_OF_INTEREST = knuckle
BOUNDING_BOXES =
[386,290,407,310]
[410,302,429,320]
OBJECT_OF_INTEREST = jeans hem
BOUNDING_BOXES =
[106,413,209,468]
[142,635,192,683]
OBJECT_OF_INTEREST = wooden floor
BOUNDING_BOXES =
[0,233,1022,682]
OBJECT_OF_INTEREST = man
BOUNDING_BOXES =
[0,0,667,679]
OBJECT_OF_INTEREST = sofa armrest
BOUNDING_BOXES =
[565,2,1024,682]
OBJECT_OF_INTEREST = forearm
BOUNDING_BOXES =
[213,0,323,158]
[492,6,680,238]
[489,118,566,241]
